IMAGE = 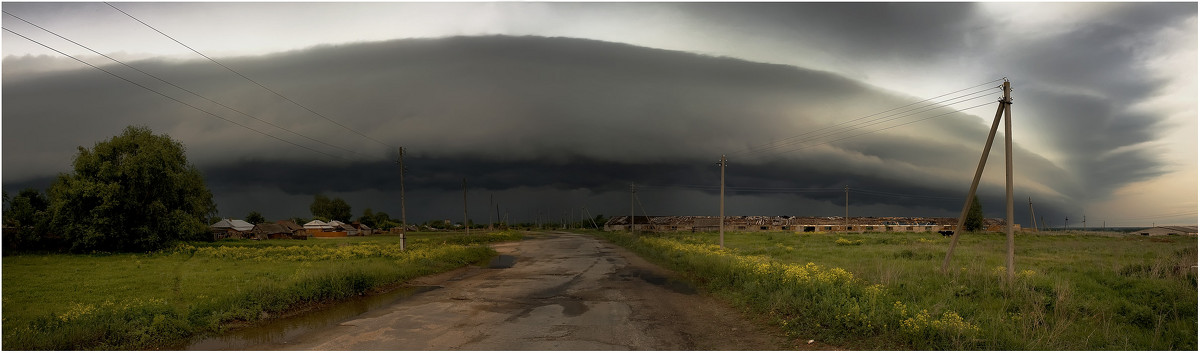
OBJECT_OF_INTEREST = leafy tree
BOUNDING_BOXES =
[245,211,266,225]
[310,194,352,222]
[3,188,53,251]
[965,196,984,232]
[47,126,217,252]
[359,208,377,228]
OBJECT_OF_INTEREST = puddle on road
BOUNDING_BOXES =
[488,254,517,269]
[635,271,698,295]
[183,285,441,350]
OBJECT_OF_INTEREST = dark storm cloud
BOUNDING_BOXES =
[2,34,1154,222]
[675,3,992,62]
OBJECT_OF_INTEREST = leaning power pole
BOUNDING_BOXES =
[718,155,727,248]
[943,79,1016,281]
[396,147,407,251]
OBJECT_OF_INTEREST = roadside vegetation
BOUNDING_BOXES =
[1,231,523,350]
[593,230,1196,350]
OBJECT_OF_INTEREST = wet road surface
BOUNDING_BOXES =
[200,231,787,350]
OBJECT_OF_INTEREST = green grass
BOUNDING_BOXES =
[589,230,1197,350]
[1,231,523,350]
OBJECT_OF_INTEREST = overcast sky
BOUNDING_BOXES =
[2,2,1196,227]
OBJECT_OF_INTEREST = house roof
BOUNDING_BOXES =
[277,220,304,231]
[229,219,254,232]
[211,219,254,231]
[210,219,235,229]
[303,220,329,227]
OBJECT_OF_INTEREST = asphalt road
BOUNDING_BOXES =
[244,231,790,350]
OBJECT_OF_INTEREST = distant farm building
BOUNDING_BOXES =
[603,216,1017,234]
[304,220,347,238]
[252,223,293,240]
[210,219,255,240]
[276,220,309,239]
[1129,226,1198,236]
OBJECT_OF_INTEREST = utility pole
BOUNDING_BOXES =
[844,185,850,234]
[944,79,1015,282]
[1065,216,1069,231]
[462,178,469,236]
[396,147,407,251]
[630,183,636,233]
[718,155,727,248]
[1028,197,1038,232]
[1003,79,1015,281]
[489,193,494,230]
[495,203,501,229]
[1083,215,1087,231]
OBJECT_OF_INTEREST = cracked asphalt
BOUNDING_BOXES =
[255,231,788,350]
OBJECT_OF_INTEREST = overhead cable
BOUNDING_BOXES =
[2,26,348,161]
[104,2,395,151]
[741,86,1000,156]
[734,78,1004,157]
[3,10,372,161]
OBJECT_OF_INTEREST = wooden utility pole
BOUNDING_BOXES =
[462,178,469,236]
[1083,215,1087,230]
[943,80,1015,281]
[718,155,727,248]
[1028,197,1038,232]
[1003,80,1015,281]
[495,203,501,229]
[396,147,407,251]
[844,185,850,233]
[630,183,636,233]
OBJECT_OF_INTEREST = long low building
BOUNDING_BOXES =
[603,215,1017,233]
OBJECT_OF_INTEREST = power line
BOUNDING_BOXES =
[2,26,347,161]
[734,78,1004,157]
[104,2,395,150]
[765,98,998,155]
[2,10,373,161]
[743,88,999,156]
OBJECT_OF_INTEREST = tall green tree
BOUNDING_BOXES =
[245,211,266,225]
[47,126,217,252]
[965,196,984,232]
[310,194,352,222]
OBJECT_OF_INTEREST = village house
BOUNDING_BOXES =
[210,219,255,240]
[251,223,292,240]
[276,220,309,239]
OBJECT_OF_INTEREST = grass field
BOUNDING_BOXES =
[591,230,1197,350]
[1,231,522,350]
